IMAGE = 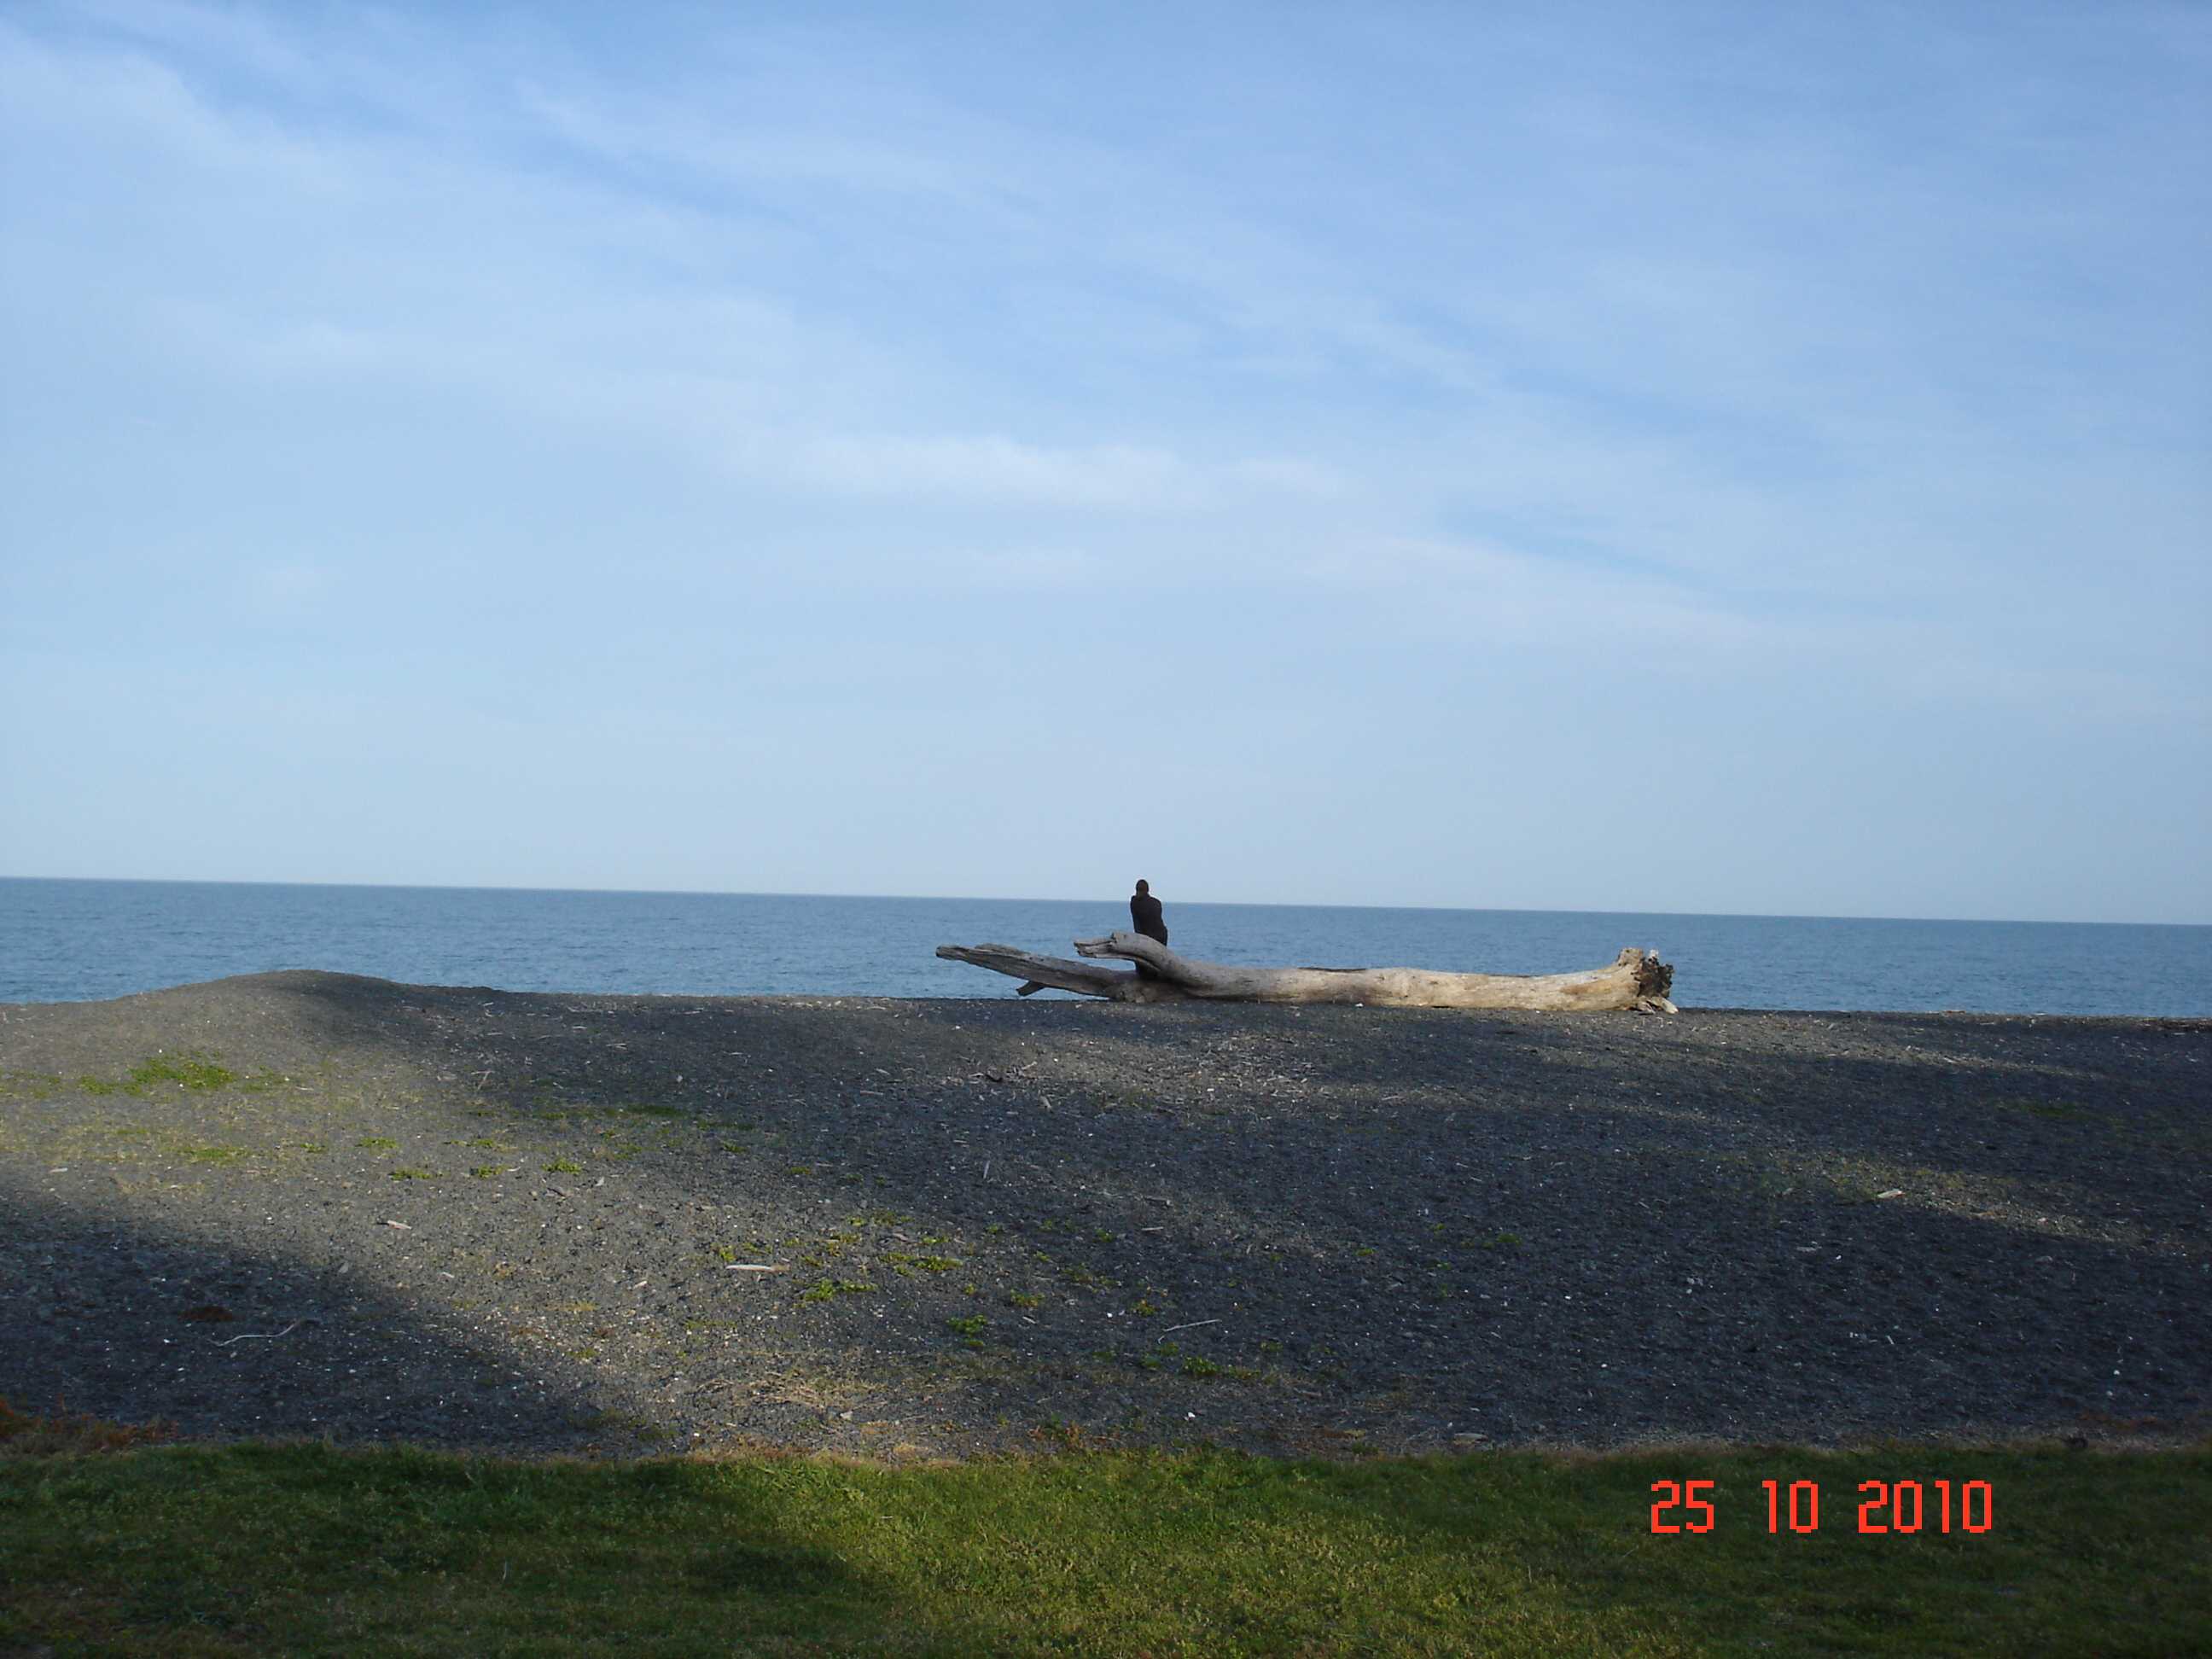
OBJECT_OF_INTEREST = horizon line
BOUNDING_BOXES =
[1,872,2203,931]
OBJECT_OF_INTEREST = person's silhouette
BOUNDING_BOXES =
[1130,880,1167,946]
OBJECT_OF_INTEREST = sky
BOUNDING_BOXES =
[2,1,2206,923]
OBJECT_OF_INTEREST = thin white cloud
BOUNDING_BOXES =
[236,561,337,617]
[789,434,1195,509]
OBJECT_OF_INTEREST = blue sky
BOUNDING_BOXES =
[2,1,2206,923]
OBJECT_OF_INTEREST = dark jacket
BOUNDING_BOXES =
[1130,890,1167,946]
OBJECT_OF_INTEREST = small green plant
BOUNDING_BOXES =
[469,1166,502,1179]
[545,1158,584,1174]
[464,1137,505,1149]
[796,1278,873,1305]
[1481,1231,1522,1251]
[1128,1297,1160,1318]
[1999,1097,2095,1122]
[183,1146,245,1165]
[1007,1292,1044,1309]
[388,1167,434,1180]
[946,1315,989,1344]
[708,1245,738,1265]
[1181,1356,1222,1378]
[358,1138,399,1150]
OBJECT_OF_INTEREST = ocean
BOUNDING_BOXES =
[1,877,2206,1016]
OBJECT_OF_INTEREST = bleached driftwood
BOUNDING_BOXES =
[934,932,1676,1013]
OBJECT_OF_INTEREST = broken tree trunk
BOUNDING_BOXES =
[934,932,1676,1013]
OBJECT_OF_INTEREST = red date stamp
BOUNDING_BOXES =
[1650,1479,1994,1534]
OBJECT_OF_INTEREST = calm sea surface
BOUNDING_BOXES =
[3,878,2207,1016]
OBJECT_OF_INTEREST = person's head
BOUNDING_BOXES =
[1134,879,1150,895]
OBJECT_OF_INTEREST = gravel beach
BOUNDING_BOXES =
[2,971,2205,1461]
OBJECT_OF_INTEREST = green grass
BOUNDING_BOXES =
[795,1278,875,1305]
[127,1054,238,1091]
[1993,1097,2099,1123]
[0,1420,2203,1657]
[3,1054,250,1102]
[882,1253,961,1274]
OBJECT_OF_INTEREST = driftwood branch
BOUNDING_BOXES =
[935,933,1676,1013]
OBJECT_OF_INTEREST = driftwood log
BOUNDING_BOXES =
[936,932,1677,1013]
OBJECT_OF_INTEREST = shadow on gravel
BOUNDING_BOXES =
[1487,1013,2210,1228]
[0,1176,683,1454]
[5,972,2207,1457]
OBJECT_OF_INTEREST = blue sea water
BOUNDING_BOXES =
[2,877,2207,1016]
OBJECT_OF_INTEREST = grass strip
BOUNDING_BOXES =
[1,1414,2204,1656]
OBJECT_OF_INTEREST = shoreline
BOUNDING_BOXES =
[15,978,2212,1025]
[3,970,2206,1460]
